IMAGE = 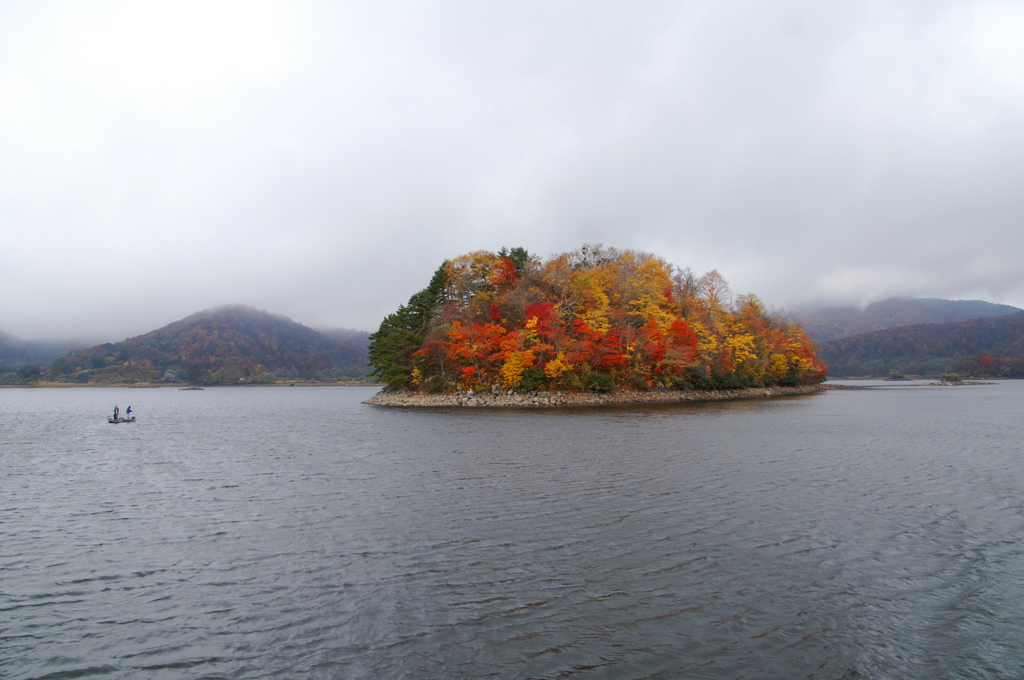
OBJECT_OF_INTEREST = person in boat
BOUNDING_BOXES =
[113,405,119,420]
[126,406,132,418]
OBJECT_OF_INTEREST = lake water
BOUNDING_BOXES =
[2,382,1023,679]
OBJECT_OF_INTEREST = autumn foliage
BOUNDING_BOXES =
[55,305,369,384]
[369,246,826,392]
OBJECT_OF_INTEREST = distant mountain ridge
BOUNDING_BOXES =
[819,311,1024,377]
[797,298,1021,342]
[40,305,370,384]
[9,296,1023,383]
[0,330,98,366]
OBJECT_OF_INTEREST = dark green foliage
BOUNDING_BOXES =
[311,367,366,383]
[368,263,449,388]
[778,365,805,387]
[422,375,452,393]
[0,365,32,385]
[185,365,205,384]
[584,372,614,392]
[684,363,715,390]
[498,247,531,274]
[519,366,544,392]
[49,356,71,375]
[669,376,693,390]
[712,370,746,389]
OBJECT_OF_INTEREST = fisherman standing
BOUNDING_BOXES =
[126,406,132,419]
[113,405,119,420]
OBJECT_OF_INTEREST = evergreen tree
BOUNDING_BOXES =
[498,246,530,274]
[368,263,448,387]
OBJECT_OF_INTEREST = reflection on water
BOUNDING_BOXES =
[2,383,1023,679]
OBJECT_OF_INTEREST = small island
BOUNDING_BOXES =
[366,246,826,407]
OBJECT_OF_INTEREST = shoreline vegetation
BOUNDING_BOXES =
[0,380,379,389]
[365,384,823,407]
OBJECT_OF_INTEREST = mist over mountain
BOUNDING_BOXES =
[797,298,1022,343]
[317,327,371,347]
[39,305,370,384]
[0,330,102,367]
[819,311,1024,378]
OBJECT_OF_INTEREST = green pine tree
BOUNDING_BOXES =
[368,262,448,387]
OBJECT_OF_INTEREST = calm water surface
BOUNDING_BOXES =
[2,383,1023,679]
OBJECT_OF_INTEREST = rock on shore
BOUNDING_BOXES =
[363,384,823,407]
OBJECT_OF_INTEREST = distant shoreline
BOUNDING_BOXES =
[0,381,379,389]
[364,384,823,408]
[823,380,996,389]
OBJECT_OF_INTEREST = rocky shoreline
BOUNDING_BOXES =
[363,383,823,408]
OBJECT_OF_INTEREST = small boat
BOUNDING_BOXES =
[108,416,136,423]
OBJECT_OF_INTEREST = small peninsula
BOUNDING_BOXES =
[366,246,825,407]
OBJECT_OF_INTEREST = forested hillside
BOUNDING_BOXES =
[369,246,825,393]
[797,298,1021,342]
[819,311,1024,377]
[1,331,94,384]
[41,305,369,384]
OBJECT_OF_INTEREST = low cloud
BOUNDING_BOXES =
[2,1,1022,341]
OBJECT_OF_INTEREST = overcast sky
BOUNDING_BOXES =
[2,1,1023,342]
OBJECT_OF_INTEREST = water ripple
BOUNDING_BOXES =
[2,384,1024,678]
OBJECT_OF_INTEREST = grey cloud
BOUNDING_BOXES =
[2,1,1022,341]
